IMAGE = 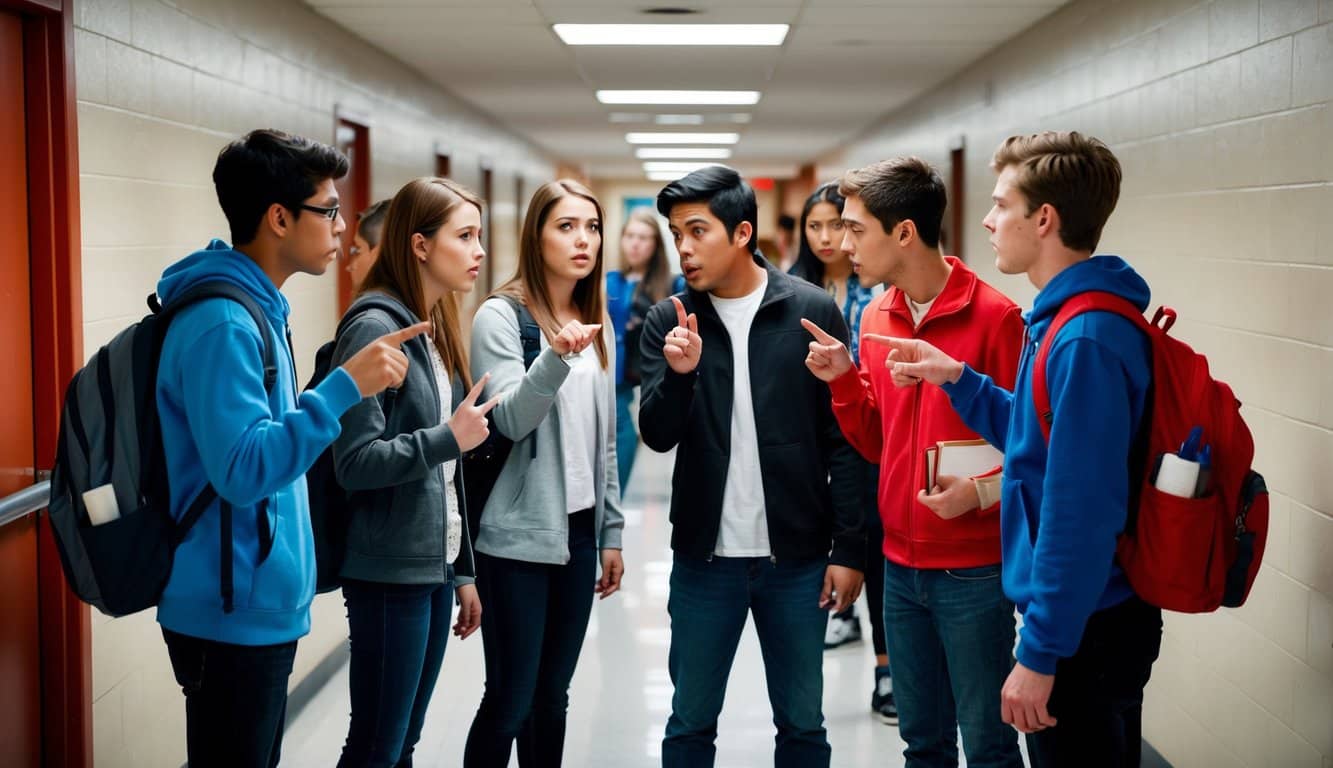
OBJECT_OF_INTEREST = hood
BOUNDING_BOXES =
[157,239,290,325]
[1028,255,1150,329]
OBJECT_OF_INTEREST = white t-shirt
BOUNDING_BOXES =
[426,342,462,565]
[907,294,937,328]
[555,345,600,514]
[709,274,771,557]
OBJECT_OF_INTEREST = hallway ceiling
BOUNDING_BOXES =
[306,0,1070,180]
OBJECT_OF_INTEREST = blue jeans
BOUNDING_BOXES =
[662,555,830,768]
[162,628,297,768]
[464,509,597,767]
[615,384,638,491]
[338,568,455,768]
[882,559,1022,768]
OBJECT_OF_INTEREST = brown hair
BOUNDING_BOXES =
[837,157,946,248]
[361,177,481,388]
[990,131,1121,253]
[623,208,674,304]
[356,199,391,247]
[494,179,609,369]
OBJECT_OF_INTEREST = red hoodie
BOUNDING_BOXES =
[829,258,1024,569]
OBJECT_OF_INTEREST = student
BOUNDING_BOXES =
[154,129,427,768]
[345,198,390,291]
[638,165,865,768]
[464,179,626,768]
[605,208,684,491]
[873,132,1160,767]
[788,182,894,723]
[331,178,492,767]
[804,157,1025,767]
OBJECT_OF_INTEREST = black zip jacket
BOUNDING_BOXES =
[638,256,867,570]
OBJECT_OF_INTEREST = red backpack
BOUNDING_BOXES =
[1032,292,1268,613]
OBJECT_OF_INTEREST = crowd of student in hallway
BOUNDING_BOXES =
[49,123,1270,768]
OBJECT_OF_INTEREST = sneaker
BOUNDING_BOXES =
[871,667,898,726]
[823,614,863,649]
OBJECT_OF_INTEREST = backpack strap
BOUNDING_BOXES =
[337,293,422,409]
[155,281,279,393]
[1031,291,1149,442]
[496,295,543,458]
[495,295,543,370]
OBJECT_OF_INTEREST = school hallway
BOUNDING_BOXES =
[282,445,912,767]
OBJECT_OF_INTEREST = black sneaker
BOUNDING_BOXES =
[872,667,898,726]
[823,613,863,649]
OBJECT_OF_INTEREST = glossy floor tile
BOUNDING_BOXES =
[282,447,916,767]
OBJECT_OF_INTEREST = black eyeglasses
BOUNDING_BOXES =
[299,203,340,221]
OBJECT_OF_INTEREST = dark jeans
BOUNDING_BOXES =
[662,554,830,768]
[162,627,297,768]
[1027,595,1163,768]
[615,384,638,491]
[833,458,886,656]
[338,567,455,768]
[882,559,1022,768]
[464,509,597,768]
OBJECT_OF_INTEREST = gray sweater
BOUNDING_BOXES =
[331,292,475,586]
[469,296,624,564]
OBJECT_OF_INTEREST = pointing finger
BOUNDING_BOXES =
[671,296,687,328]
[381,321,433,346]
[800,318,838,345]
[478,393,503,415]
[463,373,490,405]
[863,333,911,352]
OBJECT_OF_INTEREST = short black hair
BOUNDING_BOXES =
[777,213,796,232]
[838,157,947,249]
[212,129,349,245]
[656,165,759,253]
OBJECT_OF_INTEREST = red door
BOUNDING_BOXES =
[335,118,371,315]
[0,10,43,766]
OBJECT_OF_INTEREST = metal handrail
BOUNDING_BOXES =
[0,480,51,528]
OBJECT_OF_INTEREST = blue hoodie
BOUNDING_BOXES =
[942,256,1152,675]
[155,240,361,645]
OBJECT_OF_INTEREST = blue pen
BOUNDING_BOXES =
[1179,426,1204,461]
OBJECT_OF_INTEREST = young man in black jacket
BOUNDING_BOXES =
[639,166,866,768]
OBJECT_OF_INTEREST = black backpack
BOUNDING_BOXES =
[304,295,416,593]
[48,283,277,617]
[462,297,541,539]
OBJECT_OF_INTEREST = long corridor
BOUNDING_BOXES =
[282,446,909,767]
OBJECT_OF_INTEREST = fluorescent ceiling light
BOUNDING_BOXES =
[647,171,689,182]
[599,90,761,105]
[626,132,739,144]
[655,114,705,125]
[609,112,653,123]
[635,147,732,159]
[555,24,788,47]
[643,161,716,173]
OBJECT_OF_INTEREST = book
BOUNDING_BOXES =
[923,439,1003,491]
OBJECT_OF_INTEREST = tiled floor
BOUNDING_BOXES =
[282,446,912,767]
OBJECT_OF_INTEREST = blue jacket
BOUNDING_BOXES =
[942,256,1151,674]
[155,240,361,645]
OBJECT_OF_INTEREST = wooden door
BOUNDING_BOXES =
[334,117,371,315]
[0,10,43,766]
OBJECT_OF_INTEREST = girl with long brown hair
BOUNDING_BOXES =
[464,180,625,767]
[330,177,496,767]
